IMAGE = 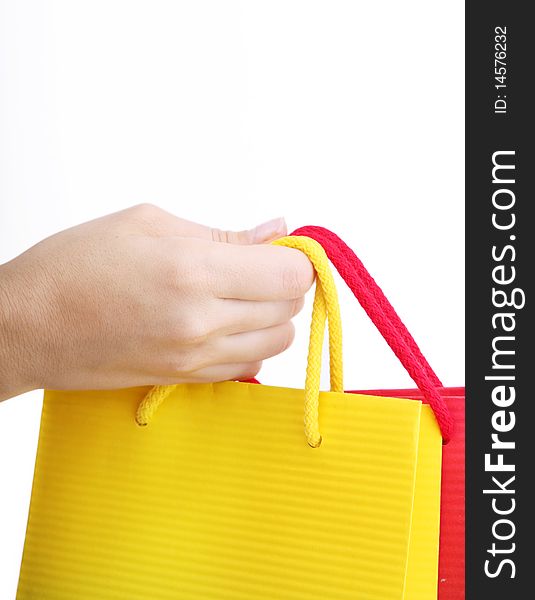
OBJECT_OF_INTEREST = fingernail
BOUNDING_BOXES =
[252,217,287,243]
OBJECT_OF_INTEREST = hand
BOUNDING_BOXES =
[0,204,314,401]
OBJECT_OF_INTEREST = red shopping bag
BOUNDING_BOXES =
[292,226,465,600]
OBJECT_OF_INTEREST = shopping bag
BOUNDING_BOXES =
[353,387,464,600]
[293,226,465,599]
[17,235,447,600]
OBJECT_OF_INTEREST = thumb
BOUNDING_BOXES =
[123,204,287,244]
[210,217,287,244]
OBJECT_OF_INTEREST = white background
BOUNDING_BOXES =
[0,1,464,597]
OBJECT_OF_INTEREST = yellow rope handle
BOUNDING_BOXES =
[273,236,343,446]
[136,384,178,427]
[136,236,344,447]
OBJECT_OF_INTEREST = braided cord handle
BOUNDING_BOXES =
[292,226,453,442]
[273,236,344,446]
[136,236,343,448]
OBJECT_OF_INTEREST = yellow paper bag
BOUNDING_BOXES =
[17,237,442,600]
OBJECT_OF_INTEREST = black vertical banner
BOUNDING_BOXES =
[466,2,533,598]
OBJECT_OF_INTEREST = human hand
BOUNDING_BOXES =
[0,204,314,401]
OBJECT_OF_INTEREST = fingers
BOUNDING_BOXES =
[203,322,295,367]
[181,361,263,384]
[213,297,304,335]
[120,204,287,244]
[149,321,296,383]
[206,242,315,301]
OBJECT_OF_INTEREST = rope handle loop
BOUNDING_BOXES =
[292,226,454,443]
[136,236,344,448]
[273,236,344,447]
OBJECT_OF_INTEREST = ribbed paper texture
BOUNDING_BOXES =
[405,405,443,598]
[17,382,441,600]
[353,387,464,599]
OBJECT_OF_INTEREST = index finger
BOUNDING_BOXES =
[205,241,315,301]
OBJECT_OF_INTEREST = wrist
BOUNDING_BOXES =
[0,262,39,401]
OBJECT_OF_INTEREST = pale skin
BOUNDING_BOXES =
[0,204,315,402]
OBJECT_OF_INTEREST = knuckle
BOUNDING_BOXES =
[181,242,210,287]
[117,203,164,233]
[178,316,210,345]
[162,247,209,293]
[161,255,188,290]
[160,351,197,377]
[165,306,211,346]
[127,203,161,219]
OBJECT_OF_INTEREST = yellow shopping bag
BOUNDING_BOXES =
[17,237,442,600]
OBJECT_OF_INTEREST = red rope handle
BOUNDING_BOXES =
[293,226,442,386]
[291,226,453,443]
